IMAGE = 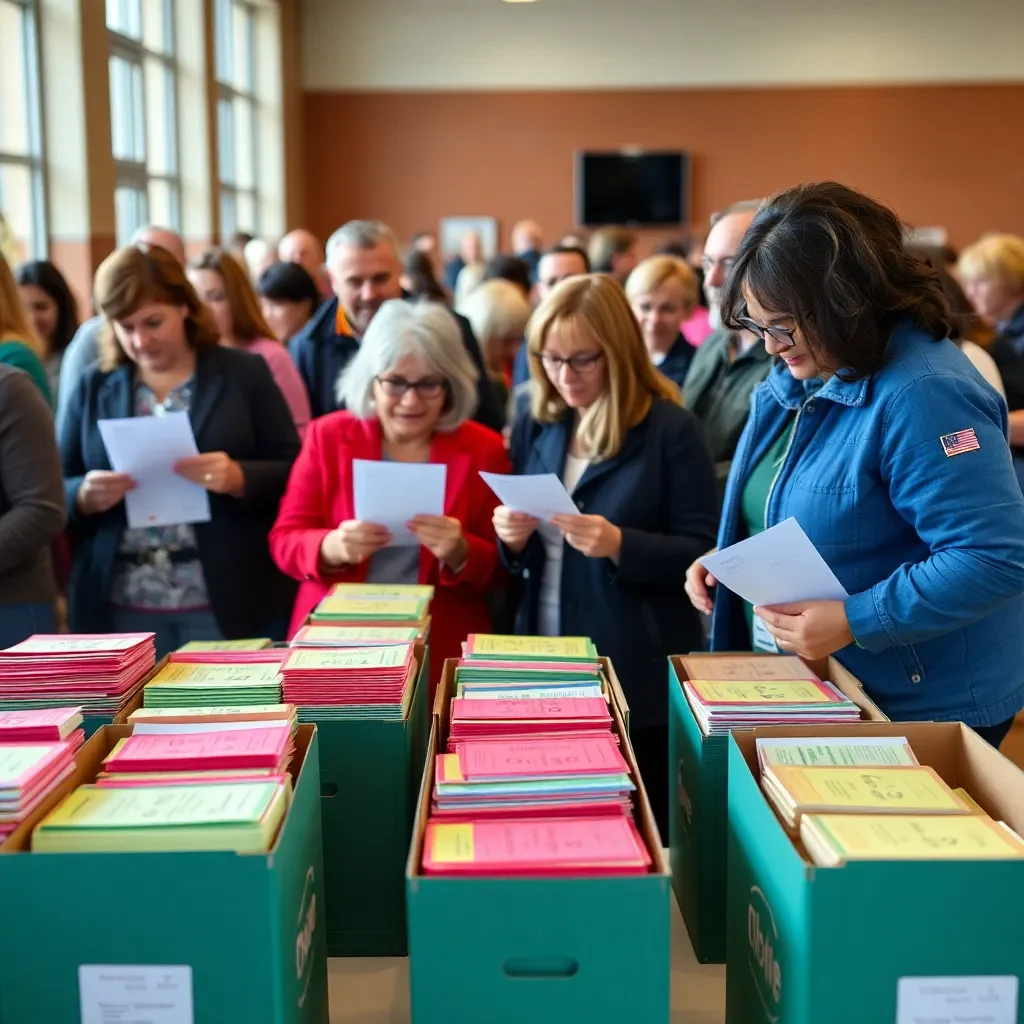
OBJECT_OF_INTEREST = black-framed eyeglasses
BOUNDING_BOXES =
[539,351,604,375]
[735,309,799,348]
[375,375,448,399]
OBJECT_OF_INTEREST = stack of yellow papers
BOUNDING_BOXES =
[801,813,1024,866]
[309,584,433,629]
[761,764,973,831]
[128,704,296,728]
[755,736,919,771]
[32,780,289,853]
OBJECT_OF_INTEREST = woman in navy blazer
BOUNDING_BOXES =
[495,275,719,836]
[60,245,300,656]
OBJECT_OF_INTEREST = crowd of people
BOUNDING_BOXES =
[2,186,1024,834]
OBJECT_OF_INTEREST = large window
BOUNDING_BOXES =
[107,0,180,245]
[0,0,46,260]
[215,0,258,241]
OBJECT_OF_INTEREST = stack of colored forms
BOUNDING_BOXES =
[0,707,85,752]
[679,654,861,737]
[171,639,282,663]
[423,634,653,876]
[280,644,417,722]
[750,734,1024,865]
[0,634,156,719]
[143,660,284,708]
[291,625,420,648]
[127,704,297,730]
[0,740,78,842]
[308,583,433,632]
[455,634,604,698]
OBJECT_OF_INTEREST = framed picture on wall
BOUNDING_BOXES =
[440,216,499,259]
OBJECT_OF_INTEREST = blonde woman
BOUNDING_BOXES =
[188,249,311,437]
[958,234,1024,353]
[492,274,718,837]
[625,255,699,389]
[460,278,532,423]
[0,251,51,401]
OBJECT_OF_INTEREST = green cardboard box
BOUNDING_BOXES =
[312,642,430,956]
[407,659,670,1024]
[0,723,329,1024]
[726,721,1024,1023]
[669,654,886,963]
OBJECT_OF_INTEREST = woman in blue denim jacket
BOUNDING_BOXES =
[685,182,1024,748]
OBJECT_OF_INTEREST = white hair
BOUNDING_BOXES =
[336,299,479,431]
[325,220,401,265]
[460,279,531,371]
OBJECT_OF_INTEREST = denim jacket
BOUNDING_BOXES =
[710,320,1024,726]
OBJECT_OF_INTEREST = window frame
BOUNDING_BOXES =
[214,0,260,241]
[107,0,181,245]
[0,0,48,259]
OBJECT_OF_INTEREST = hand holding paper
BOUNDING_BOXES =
[753,600,855,660]
[174,451,244,496]
[320,521,393,567]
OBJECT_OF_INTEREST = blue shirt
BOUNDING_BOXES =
[711,320,1024,727]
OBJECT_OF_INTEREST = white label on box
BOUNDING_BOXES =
[896,975,1018,1024]
[79,965,193,1024]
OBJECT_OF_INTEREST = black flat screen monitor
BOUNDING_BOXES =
[576,150,689,227]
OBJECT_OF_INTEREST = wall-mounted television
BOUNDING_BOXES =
[575,150,690,227]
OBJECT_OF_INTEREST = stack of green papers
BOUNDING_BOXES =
[143,663,282,708]
[32,780,289,854]
[455,634,604,695]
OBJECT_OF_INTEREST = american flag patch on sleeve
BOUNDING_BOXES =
[940,428,981,457]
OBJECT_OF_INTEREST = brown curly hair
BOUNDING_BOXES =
[94,244,220,371]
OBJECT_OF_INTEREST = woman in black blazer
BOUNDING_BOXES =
[494,274,718,837]
[60,244,299,656]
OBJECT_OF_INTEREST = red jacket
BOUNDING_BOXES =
[269,412,509,695]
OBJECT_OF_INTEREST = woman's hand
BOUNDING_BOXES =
[549,513,622,561]
[684,549,718,614]
[174,452,245,496]
[320,520,392,567]
[408,515,468,571]
[754,600,854,660]
[493,506,540,555]
[76,470,136,516]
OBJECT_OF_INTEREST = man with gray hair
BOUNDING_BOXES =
[288,219,501,430]
[682,200,772,498]
[55,225,186,434]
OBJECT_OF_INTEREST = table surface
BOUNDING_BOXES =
[326,894,726,1024]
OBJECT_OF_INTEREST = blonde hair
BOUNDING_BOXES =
[0,251,43,356]
[625,255,698,313]
[957,234,1024,293]
[93,245,220,371]
[526,274,680,462]
[460,279,531,374]
[189,248,278,342]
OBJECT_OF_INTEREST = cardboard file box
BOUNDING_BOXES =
[0,724,329,1024]
[407,659,670,1024]
[669,654,886,963]
[726,721,1024,1024]
[311,642,430,956]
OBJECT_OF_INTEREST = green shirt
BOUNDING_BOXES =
[0,340,52,406]
[739,415,795,647]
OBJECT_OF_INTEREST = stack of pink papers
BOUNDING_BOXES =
[169,648,289,666]
[0,634,156,717]
[447,697,614,749]
[280,644,417,721]
[100,726,293,779]
[0,742,77,840]
[0,707,85,751]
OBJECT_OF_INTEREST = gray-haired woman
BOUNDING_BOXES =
[270,298,509,697]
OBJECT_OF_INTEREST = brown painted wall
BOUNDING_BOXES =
[302,84,1024,253]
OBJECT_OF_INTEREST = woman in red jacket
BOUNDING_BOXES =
[270,298,508,694]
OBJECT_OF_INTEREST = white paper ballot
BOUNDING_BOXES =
[79,964,193,1024]
[98,411,211,530]
[479,472,579,520]
[897,975,1018,1024]
[699,517,848,608]
[353,459,446,546]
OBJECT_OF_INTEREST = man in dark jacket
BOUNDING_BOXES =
[683,201,772,499]
[289,220,502,431]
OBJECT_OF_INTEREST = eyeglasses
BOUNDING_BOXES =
[539,352,604,375]
[375,375,448,399]
[734,309,799,348]
[700,256,737,275]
